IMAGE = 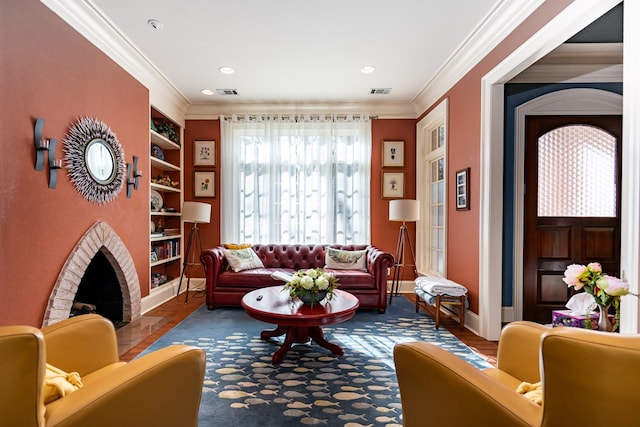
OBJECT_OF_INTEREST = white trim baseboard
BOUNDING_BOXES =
[141,278,205,314]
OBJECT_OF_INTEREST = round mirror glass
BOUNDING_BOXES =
[85,139,116,184]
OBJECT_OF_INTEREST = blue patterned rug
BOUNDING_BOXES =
[141,296,492,426]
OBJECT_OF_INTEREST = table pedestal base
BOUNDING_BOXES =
[261,325,343,364]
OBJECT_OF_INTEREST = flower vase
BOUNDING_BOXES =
[597,304,613,332]
[299,291,327,305]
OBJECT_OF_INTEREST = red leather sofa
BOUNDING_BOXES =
[201,244,395,313]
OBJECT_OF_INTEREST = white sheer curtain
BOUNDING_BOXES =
[221,114,371,244]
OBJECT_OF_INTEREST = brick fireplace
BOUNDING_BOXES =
[42,221,141,327]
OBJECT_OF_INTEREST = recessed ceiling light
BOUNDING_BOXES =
[147,19,164,30]
[219,66,235,75]
[201,89,215,96]
[360,65,376,74]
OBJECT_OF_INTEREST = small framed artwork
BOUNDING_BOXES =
[382,140,405,167]
[456,168,470,210]
[382,172,405,199]
[194,171,215,198]
[194,140,216,167]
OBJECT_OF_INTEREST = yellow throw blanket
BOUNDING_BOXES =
[44,363,83,404]
[516,381,543,405]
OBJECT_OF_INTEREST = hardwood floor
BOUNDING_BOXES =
[118,292,498,364]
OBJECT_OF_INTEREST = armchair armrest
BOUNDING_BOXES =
[495,321,547,383]
[394,341,540,427]
[366,245,394,276]
[0,325,47,427]
[44,345,206,427]
[201,247,227,308]
[42,314,119,376]
[540,327,640,425]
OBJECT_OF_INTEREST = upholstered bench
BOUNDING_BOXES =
[414,276,468,329]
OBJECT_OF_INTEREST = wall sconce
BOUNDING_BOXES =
[126,155,142,198]
[34,118,47,171]
[48,139,62,189]
[34,117,62,189]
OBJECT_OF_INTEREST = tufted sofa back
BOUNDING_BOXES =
[253,244,368,270]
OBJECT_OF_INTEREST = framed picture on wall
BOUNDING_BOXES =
[456,168,470,210]
[382,172,404,199]
[194,140,216,167]
[382,140,405,167]
[194,171,215,198]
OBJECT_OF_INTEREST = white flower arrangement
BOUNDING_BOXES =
[283,268,339,303]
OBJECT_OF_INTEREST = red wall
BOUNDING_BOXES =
[371,120,417,273]
[183,119,221,277]
[1,0,150,326]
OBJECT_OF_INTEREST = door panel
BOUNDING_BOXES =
[523,115,621,323]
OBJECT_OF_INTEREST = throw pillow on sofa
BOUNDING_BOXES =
[325,248,367,271]
[223,243,252,250]
[223,248,265,272]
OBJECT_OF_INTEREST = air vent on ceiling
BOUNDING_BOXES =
[370,88,391,95]
[216,89,239,95]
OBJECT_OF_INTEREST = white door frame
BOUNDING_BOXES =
[512,89,623,322]
[478,0,638,340]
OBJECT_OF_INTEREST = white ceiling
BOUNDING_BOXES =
[76,0,505,112]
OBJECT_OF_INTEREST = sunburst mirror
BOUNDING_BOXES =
[64,117,125,204]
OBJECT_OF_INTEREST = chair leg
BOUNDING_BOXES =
[435,294,441,329]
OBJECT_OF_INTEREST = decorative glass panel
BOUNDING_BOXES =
[429,156,445,275]
[431,128,439,151]
[538,125,616,217]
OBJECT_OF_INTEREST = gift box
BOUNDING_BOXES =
[552,309,615,329]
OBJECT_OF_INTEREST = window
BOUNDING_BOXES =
[537,124,616,217]
[220,115,371,244]
[416,100,448,276]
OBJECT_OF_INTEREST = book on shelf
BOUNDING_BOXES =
[151,232,164,238]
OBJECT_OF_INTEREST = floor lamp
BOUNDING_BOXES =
[388,199,420,304]
[177,201,211,303]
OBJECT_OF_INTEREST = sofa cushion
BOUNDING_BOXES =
[327,269,375,289]
[223,248,265,272]
[218,268,296,288]
[325,248,367,271]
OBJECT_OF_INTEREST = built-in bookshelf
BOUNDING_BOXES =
[149,107,183,292]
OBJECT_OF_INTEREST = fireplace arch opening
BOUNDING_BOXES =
[43,221,141,327]
[73,249,124,326]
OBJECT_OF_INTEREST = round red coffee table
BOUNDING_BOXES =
[241,286,359,364]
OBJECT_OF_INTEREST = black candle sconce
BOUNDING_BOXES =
[126,155,142,198]
[34,117,62,188]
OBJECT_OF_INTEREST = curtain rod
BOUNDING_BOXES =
[222,114,378,122]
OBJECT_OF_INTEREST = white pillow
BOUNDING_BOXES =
[325,248,367,271]
[223,248,265,272]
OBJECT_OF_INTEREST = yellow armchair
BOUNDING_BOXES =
[0,314,206,427]
[394,321,640,426]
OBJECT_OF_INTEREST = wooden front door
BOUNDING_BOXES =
[523,115,622,323]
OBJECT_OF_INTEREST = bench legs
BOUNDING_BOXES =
[416,294,466,330]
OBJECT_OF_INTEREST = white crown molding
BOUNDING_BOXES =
[40,0,189,124]
[185,102,418,120]
[411,0,545,116]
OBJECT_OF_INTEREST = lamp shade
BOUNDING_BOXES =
[182,201,211,224]
[389,199,420,222]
